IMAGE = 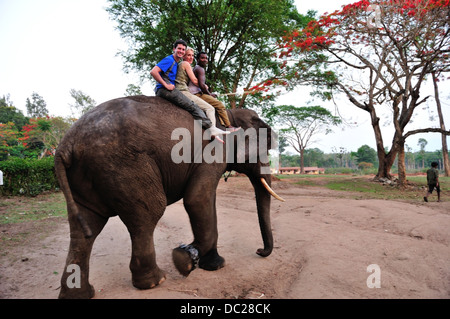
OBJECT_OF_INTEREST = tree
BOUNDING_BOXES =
[268,0,450,187]
[352,144,377,165]
[106,0,309,109]
[304,147,325,167]
[431,72,450,176]
[269,105,341,173]
[0,95,29,129]
[125,84,142,96]
[25,92,48,118]
[417,138,428,168]
[20,117,72,158]
[0,122,20,160]
[69,89,96,118]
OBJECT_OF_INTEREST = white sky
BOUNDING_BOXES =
[0,0,448,153]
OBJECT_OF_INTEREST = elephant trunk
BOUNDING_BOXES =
[250,175,274,257]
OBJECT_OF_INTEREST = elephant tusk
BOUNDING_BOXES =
[260,178,285,202]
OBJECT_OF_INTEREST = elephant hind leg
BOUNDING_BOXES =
[119,197,167,290]
[59,208,108,299]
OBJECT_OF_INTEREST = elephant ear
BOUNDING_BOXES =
[250,115,276,151]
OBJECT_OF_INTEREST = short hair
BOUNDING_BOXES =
[196,51,207,60]
[173,39,187,49]
[186,46,194,54]
[431,161,438,168]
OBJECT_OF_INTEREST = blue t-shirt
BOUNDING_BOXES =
[155,55,178,91]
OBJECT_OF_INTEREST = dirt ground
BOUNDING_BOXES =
[1,177,449,299]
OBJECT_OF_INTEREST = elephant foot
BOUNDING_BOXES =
[199,249,225,271]
[172,244,199,277]
[58,283,95,299]
[132,268,166,290]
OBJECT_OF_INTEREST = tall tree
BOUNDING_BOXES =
[25,92,48,118]
[431,72,450,176]
[417,138,428,169]
[268,105,341,173]
[266,0,450,187]
[69,89,96,118]
[106,0,310,109]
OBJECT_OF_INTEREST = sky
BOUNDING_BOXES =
[0,0,448,154]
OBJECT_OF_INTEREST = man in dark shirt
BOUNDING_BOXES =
[424,162,440,202]
[189,51,240,132]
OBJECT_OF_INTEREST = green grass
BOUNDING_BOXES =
[276,174,450,201]
[0,192,67,225]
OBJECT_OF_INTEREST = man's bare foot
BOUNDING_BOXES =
[214,136,225,144]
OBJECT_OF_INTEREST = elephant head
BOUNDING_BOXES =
[224,108,284,257]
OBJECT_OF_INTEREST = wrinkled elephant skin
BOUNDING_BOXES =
[55,96,279,299]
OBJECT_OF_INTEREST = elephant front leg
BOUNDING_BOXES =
[173,183,225,276]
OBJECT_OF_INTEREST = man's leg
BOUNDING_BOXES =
[424,184,432,202]
[195,94,230,127]
[180,91,217,127]
[157,88,212,129]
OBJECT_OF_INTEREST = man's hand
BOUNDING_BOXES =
[165,83,175,91]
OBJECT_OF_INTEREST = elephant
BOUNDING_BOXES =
[55,95,284,299]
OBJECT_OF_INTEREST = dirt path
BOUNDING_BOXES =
[1,177,449,299]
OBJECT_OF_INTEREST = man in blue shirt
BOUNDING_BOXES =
[151,39,226,136]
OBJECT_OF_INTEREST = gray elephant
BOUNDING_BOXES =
[55,95,284,299]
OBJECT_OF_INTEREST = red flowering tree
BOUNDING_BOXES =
[0,122,21,160]
[20,117,72,158]
[262,0,450,186]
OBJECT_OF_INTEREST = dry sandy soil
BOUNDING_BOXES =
[1,177,449,299]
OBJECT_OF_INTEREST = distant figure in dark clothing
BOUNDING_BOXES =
[424,162,441,202]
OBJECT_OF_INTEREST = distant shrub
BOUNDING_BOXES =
[0,157,58,196]
[358,162,373,170]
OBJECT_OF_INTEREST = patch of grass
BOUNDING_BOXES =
[277,174,450,202]
[326,178,384,193]
[0,192,67,255]
[0,192,67,225]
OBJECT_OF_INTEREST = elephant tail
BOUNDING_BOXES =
[54,151,93,238]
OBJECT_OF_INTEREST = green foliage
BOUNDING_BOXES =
[25,92,49,118]
[0,157,58,196]
[106,0,308,108]
[69,89,96,118]
[352,144,377,165]
[281,146,447,173]
[125,84,143,96]
[0,95,29,129]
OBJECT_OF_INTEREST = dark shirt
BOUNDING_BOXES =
[426,167,439,184]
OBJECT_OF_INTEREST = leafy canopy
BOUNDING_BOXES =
[106,0,311,108]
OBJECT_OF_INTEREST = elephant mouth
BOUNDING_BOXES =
[260,178,285,202]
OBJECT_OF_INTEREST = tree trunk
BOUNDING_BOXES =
[300,148,305,174]
[397,140,407,188]
[371,110,397,179]
[432,72,450,177]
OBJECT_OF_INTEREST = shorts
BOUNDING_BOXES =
[428,184,440,193]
